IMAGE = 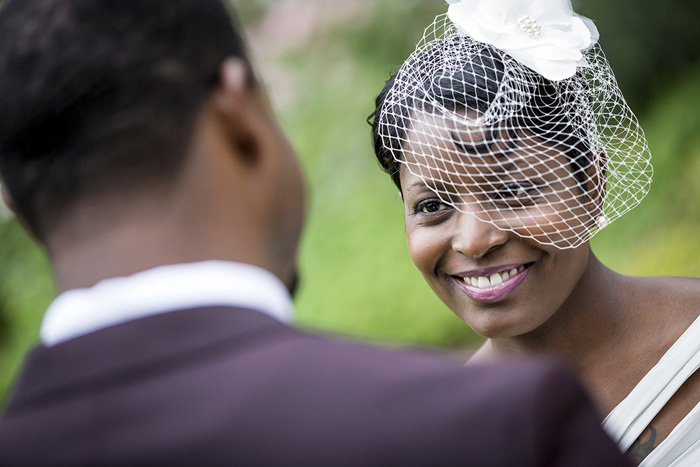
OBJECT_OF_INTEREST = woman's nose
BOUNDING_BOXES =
[451,210,509,259]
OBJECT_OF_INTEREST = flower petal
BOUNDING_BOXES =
[508,49,579,80]
[525,44,583,61]
[571,16,597,47]
[446,0,598,81]
[546,27,589,49]
[448,4,490,43]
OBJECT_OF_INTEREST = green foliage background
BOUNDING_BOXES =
[1,0,699,401]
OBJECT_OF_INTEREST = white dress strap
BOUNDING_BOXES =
[640,402,700,466]
[602,314,700,461]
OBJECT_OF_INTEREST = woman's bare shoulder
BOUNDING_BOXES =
[625,275,700,325]
[619,275,700,464]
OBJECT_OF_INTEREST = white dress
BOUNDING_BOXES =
[603,315,700,466]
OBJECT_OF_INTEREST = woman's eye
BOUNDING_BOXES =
[415,199,448,214]
[495,182,539,200]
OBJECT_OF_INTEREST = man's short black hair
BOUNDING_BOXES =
[0,0,251,239]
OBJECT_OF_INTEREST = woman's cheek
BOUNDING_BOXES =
[406,223,447,279]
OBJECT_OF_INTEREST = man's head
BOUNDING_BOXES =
[0,0,305,290]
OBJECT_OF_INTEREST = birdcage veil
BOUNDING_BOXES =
[376,1,652,249]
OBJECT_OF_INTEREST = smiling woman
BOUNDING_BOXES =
[369,1,700,466]
[373,12,650,249]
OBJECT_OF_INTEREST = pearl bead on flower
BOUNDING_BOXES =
[518,15,542,39]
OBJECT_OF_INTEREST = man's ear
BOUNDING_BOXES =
[1,182,17,217]
[210,57,270,167]
[1,182,42,242]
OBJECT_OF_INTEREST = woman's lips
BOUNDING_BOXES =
[453,263,532,304]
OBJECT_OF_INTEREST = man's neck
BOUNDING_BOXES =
[49,216,273,292]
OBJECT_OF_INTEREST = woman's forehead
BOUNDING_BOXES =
[400,113,570,187]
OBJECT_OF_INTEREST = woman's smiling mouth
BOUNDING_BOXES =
[452,263,533,303]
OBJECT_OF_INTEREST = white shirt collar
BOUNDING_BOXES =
[40,261,293,347]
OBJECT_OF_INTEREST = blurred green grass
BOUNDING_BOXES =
[1,0,699,402]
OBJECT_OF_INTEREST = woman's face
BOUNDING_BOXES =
[399,114,598,339]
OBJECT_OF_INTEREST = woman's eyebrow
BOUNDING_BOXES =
[490,156,521,173]
[410,180,446,190]
[452,134,492,155]
[487,157,527,177]
[450,129,494,155]
[409,179,456,195]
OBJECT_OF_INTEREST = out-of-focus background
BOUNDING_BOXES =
[0,0,699,400]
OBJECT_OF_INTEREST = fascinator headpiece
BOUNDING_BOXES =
[376,0,653,248]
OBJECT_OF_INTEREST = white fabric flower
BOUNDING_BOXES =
[447,0,599,81]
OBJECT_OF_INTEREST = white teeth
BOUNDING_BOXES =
[463,265,528,288]
[489,273,503,286]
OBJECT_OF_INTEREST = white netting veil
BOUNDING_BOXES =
[375,13,653,249]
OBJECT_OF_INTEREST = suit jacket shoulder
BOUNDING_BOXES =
[0,306,627,466]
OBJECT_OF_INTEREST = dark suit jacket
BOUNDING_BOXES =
[0,306,627,466]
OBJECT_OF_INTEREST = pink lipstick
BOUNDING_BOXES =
[453,263,532,304]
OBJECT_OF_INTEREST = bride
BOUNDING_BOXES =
[369,1,700,465]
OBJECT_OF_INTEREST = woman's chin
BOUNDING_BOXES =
[459,312,542,341]
[473,326,522,340]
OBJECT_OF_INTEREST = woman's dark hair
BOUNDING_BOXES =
[0,0,252,239]
[368,37,593,190]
